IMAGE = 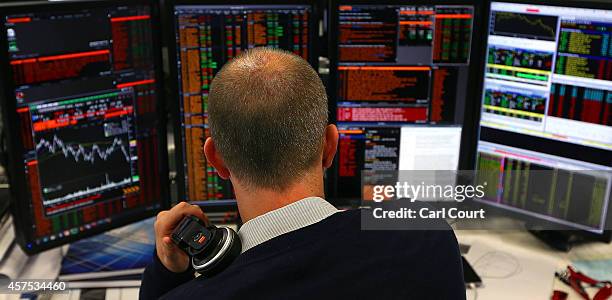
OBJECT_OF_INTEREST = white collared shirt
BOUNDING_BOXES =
[237,197,339,253]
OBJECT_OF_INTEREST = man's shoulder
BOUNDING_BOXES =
[160,207,464,299]
[277,207,461,267]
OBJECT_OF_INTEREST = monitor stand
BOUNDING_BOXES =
[527,229,579,252]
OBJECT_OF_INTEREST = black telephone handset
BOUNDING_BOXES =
[171,216,242,276]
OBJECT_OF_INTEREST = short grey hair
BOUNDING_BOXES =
[208,47,328,189]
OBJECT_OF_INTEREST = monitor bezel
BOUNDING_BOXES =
[326,0,486,207]
[166,0,321,206]
[0,0,171,254]
[469,0,612,242]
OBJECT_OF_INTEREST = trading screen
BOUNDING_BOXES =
[476,2,612,233]
[334,4,474,199]
[3,4,164,248]
[173,4,311,202]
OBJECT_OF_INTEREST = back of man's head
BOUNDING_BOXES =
[208,47,328,190]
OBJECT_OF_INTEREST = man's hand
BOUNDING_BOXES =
[154,202,208,273]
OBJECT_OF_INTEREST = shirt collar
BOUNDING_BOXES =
[237,197,339,253]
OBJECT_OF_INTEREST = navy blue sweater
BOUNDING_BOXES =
[140,209,465,299]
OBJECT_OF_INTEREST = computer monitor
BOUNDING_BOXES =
[169,1,318,204]
[328,1,482,203]
[0,0,169,253]
[474,0,612,237]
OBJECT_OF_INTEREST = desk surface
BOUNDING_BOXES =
[456,229,612,300]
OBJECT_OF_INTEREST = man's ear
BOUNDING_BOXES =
[204,137,231,180]
[322,124,339,169]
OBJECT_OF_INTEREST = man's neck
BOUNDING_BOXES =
[233,173,324,222]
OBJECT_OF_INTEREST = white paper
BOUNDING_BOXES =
[399,126,462,170]
[19,247,63,279]
[463,239,558,300]
[0,244,28,279]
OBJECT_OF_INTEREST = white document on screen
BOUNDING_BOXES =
[399,126,462,171]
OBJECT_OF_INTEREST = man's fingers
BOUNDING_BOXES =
[154,203,199,273]
[181,204,208,224]
[162,236,175,249]
[157,202,208,233]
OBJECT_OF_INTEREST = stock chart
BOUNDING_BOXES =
[4,3,164,248]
